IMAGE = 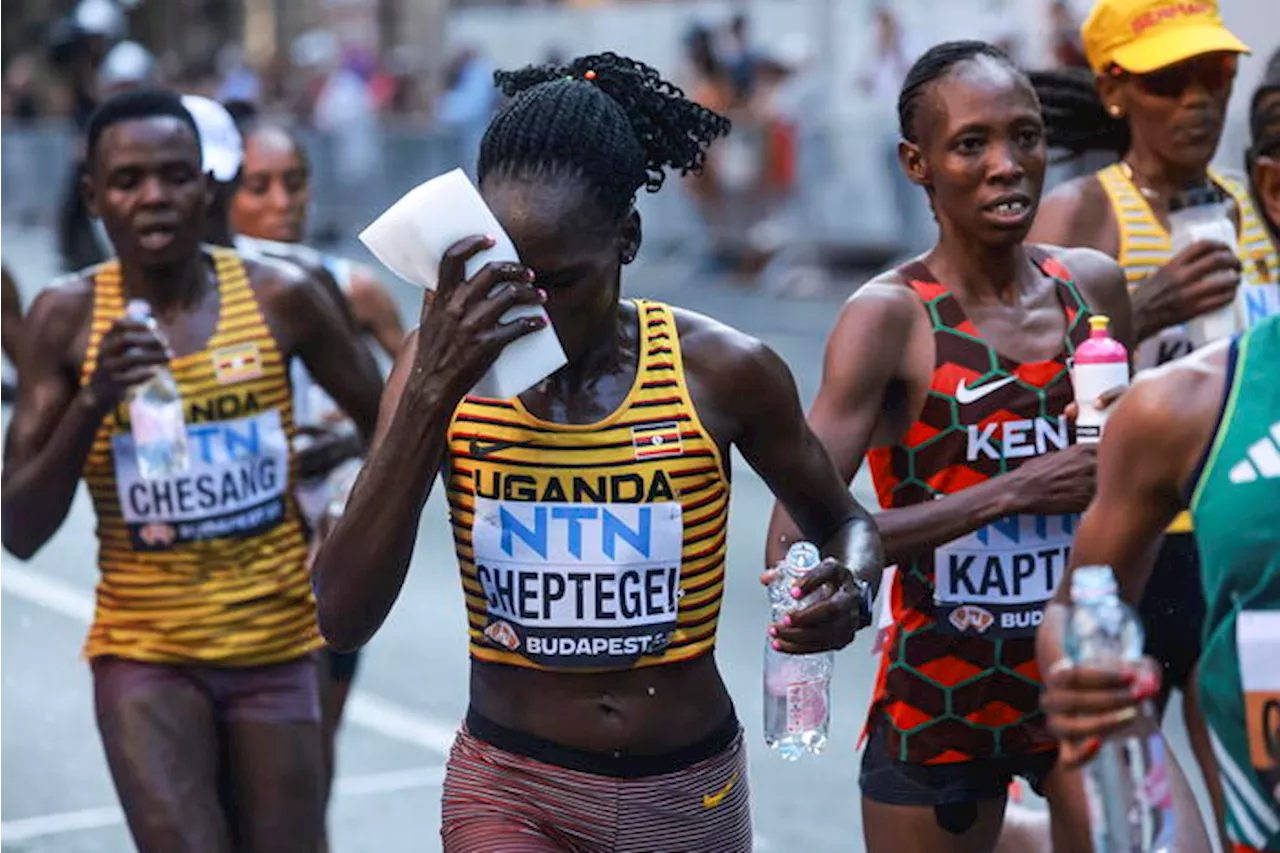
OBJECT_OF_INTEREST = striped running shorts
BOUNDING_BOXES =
[441,709,753,852]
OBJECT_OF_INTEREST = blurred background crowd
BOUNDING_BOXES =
[2,0,1276,293]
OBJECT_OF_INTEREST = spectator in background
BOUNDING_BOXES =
[858,5,930,257]
[3,54,42,121]
[435,47,497,179]
[722,13,759,102]
[1050,0,1089,69]
[216,44,261,106]
[313,53,380,239]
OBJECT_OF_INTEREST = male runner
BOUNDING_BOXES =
[1039,315,1280,851]
[765,42,1133,853]
[1,89,382,852]
[313,53,883,851]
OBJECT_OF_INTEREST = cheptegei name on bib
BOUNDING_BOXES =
[471,498,685,667]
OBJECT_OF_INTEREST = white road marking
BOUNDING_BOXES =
[0,765,446,844]
[1,564,457,755]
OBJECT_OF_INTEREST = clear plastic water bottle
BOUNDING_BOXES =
[764,541,833,760]
[125,300,189,480]
[325,457,364,520]
[1064,566,1176,853]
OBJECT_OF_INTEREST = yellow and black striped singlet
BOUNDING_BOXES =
[1098,163,1279,534]
[80,247,320,666]
[446,300,730,672]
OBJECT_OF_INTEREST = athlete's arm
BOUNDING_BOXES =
[2,266,23,365]
[1,283,167,558]
[1037,347,1226,762]
[253,259,383,442]
[312,237,544,651]
[347,265,406,361]
[693,319,882,654]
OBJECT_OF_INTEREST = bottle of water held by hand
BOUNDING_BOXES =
[1168,185,1240,347]
[1064,566,1176,853]
[764,541,833,760]
[125,300,189,480]
[1072,315,1130,444]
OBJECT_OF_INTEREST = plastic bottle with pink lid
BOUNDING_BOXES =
[1072,315,1129,444]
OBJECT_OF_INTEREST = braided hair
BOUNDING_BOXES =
[898,41,1023,144]
[1029,68,1131,160]
[478,52,731,219]
[1248,48,1280,169]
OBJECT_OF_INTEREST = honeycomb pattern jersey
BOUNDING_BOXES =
[866,248,1093,764]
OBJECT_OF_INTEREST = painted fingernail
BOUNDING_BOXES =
[782,615,793,628]
[1083,737,1101,756]
[772,640,782,651]
[767,626,777,638]
[790,586,803,599]
[536,288,547,302]
[526,269,536,282]
[484,234,497,244]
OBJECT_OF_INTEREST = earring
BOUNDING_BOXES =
[1108,104,1122,118]
[621,252,635,264]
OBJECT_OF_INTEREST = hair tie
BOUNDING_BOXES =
[584,69,597,81]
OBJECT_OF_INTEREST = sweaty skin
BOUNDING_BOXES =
[231,126,405,361]
[312,173,883,758]
[1028,53,1243,345]
[1036,343,1230,853]
[766,54,1131,853]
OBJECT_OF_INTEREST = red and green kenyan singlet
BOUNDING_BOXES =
[866,248,1093,764]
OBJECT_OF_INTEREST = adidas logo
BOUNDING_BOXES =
[1227,421,1280,484]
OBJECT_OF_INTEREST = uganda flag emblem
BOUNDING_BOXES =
[212,342,264,385]
[632,421,683,460]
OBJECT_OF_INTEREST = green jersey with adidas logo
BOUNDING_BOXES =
[1189,314,1280,851]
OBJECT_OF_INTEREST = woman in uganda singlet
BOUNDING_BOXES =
[446,300,730,672]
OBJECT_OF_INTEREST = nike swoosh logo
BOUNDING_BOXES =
[954,376,1017,405]
[702,771,739,809]
[468,438,522,458]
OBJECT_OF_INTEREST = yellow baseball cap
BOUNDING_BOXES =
[1081,0,1249,74]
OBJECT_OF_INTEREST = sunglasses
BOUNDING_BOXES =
[1111,54,1238,99]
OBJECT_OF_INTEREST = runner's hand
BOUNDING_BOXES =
[413,235,547,401]
[1064,385,1126,422]
[1133,239,1241,338]
[767,558,866,654]
[1008,443,1097,515]
[1041,657,1161,769]
[88,317,171,407]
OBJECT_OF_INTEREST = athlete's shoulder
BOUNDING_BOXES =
[1029,173,1113,248]
[666,303,794,399]
[1109,342,1228,456]
[22,269,96,362]
[1037,244,1124,292]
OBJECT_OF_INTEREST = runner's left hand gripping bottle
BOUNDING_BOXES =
[1071,315,1129,444]
[763,542,833,760]
[125,300,190,480]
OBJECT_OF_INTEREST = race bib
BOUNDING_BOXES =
[934,513,1078,637]
[111,410,289,550]
[471,498,683,668]
[1237,610,1280,797]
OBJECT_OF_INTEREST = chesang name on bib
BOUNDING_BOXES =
[111,408,289,550]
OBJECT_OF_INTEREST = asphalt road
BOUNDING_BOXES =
[0,225,1209,852]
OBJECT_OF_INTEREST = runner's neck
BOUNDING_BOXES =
[1122,144,1212,201]
[925,239,1032,305]
[119,251,213,317]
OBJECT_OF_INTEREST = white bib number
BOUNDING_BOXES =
[934,513,1078,637]
[111,410,289,549]
[1237,610,1280,795]
[471,498,684,668]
